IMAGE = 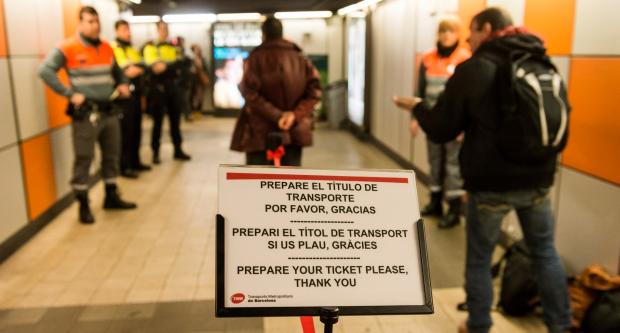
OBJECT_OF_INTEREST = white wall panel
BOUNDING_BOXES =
[487,0,525,26]
[0,59,17,148]
[370,0,415,159]
[51,125,73,198]
[282,19,328,55]
[0,146,29,242]
[551,56,570,85]
[3,0,40,56]
[556,168,620,274]
[10,57,49,140]
[35,0,64,56]
[327,16,344,83]
[370,7,385,141]
[572,0,620,55]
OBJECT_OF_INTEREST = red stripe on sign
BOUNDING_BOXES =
[226,172,409,183]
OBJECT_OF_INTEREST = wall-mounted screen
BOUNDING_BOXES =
[212,22,262,110]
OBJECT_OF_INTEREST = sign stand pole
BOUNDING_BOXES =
[319,307,339,333]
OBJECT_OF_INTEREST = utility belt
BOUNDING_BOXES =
[67,100,118,122]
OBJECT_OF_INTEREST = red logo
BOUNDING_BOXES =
[231,293,245,304]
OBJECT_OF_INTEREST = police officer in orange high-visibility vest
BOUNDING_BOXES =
[39,6,137,224]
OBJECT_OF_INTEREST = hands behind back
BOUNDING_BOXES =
[278,111,296,131]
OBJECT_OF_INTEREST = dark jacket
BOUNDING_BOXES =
[413,32,566,192]
[230,39,322,152]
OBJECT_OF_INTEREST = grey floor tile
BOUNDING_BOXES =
[153,301,194,319]
[225,317,262,330]
[187,314,226,331]
[68,321,112,333]
[106,319,148,333]
[424,214,466,289]
[114,303,156,320]
[0,308,47,327]
[79,305,120,322]
[0,310,8,322]
[38,306,83,324]
[189,300,213,316]
[0,324,38,333]
[143,317,194,333]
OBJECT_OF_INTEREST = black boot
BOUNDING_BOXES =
[439,198,461,229]
[421,191,443,217]
[120,169,139,179]
[173,148,191,161]
[136,163,151,171]
[103,184,137,210]
[76,192,95,224]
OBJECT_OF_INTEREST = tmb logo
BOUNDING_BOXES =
[231,293,245,304]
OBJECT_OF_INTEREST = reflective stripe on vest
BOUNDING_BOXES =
[59,36,116,100]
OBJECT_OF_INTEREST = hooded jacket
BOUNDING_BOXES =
[413,29,568,192]
[230,39,322,152]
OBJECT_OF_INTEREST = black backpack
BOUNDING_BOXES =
[582,288,620,333]
[491,51,570,163]
[493,240,539,316]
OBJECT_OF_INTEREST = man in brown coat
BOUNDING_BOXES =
[230,17,322,166]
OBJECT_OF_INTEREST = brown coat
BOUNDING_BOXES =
[230,39,322,152]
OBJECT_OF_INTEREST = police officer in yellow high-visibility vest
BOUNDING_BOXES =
[143,21,191,164]
[111,19,151,178]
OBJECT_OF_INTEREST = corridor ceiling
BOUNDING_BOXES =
[132,0,362,15]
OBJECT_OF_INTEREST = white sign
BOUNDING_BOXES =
[216,165,432,316]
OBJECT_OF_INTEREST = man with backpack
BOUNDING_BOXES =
[394,7,571,333]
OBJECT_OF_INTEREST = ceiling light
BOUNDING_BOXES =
[128,0,141,4]
[128,15,160,24]
[162,13,217,23]
[274,11,333,20]
[216,13,263,21]
[337,0,383,16]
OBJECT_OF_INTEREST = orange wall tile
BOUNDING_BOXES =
[62,0,81,37]
[0,0,7,56]
[21,134,57,220]
[524,0,575,55]
[46,70,71,129]
[563,58,620,185]
[458,0,486,46]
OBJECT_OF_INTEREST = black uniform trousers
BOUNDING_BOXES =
[149,84,182,153]
[119,92,143,170]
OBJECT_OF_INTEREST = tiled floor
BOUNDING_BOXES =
[0,118,545,332]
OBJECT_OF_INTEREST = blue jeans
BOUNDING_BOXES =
[465,189,571,333]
